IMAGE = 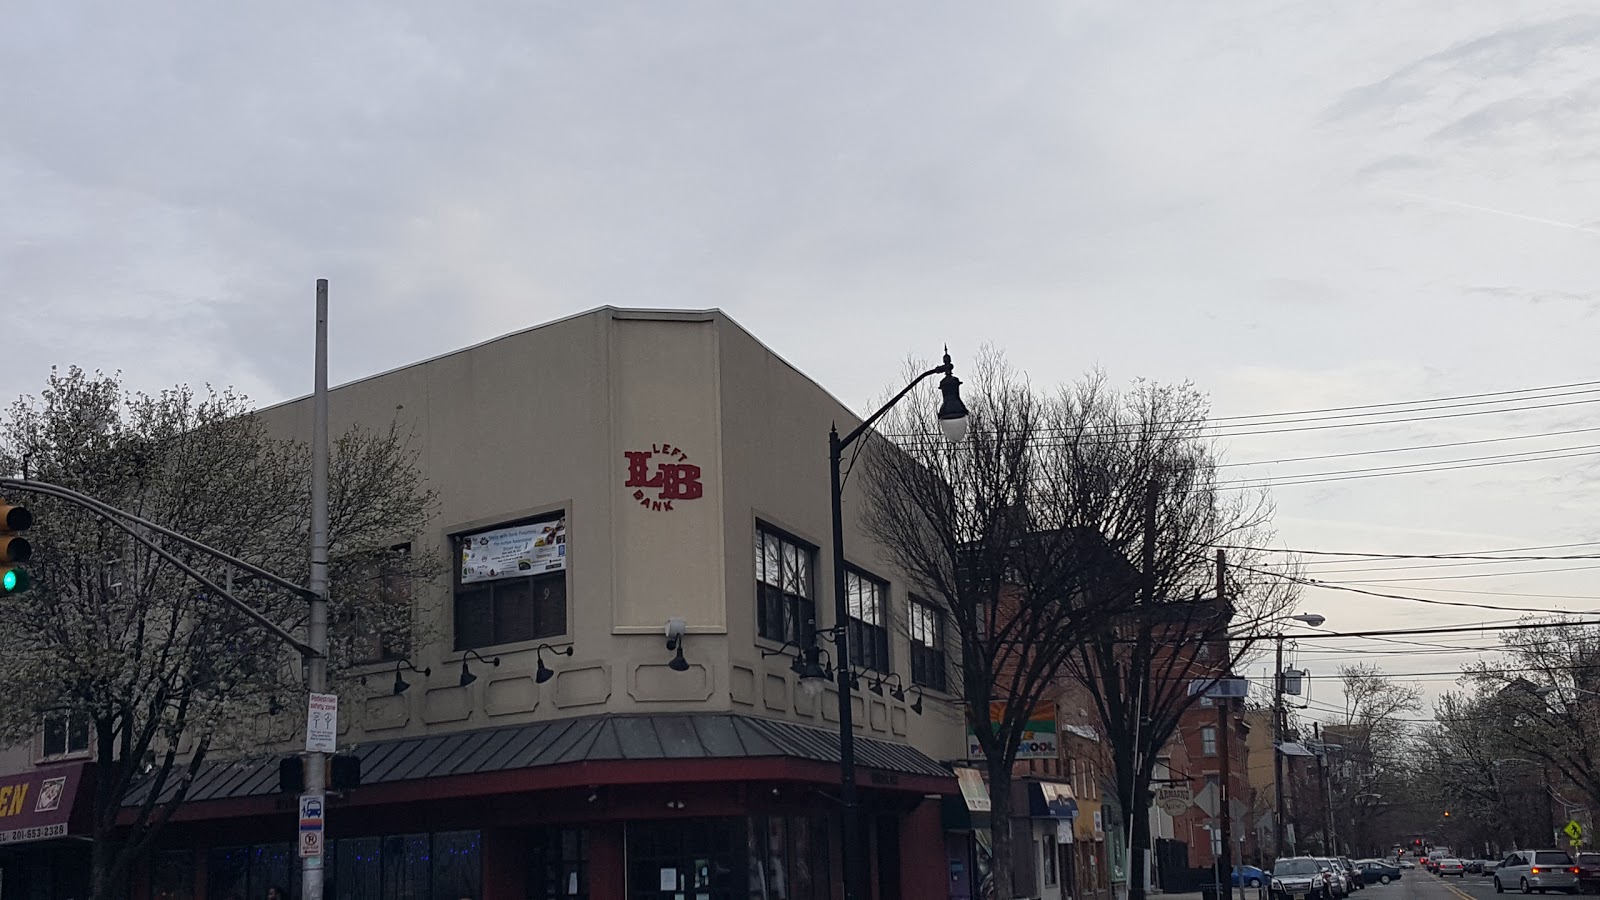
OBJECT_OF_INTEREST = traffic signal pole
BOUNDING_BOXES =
[303,279,331,900]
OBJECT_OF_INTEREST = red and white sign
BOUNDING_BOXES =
[624,444,703,512]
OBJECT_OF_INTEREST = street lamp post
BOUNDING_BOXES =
[827,350,968,900]
[1273,612,1326,860]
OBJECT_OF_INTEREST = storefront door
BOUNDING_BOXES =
[626,819,742,900]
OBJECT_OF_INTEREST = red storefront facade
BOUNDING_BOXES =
[124,714,958,900]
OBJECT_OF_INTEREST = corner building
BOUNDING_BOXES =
[137,308,964,900]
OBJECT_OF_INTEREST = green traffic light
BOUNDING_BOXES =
[1,568,28,593]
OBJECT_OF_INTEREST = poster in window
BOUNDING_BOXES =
[461,518,567,583]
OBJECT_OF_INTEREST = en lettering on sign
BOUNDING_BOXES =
[624,444,703,512]
[305,693,338,754]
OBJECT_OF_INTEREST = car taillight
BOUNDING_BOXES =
[1533,868,1542,874]
[1573,868,1581,875]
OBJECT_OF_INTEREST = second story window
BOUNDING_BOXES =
[345,543,414,664]
[756,525,814,645]
[42,709,91,760]
[846,568,889,672]
[1201,726,1217,756]
[454,514,568,650]
[909,597,946,692]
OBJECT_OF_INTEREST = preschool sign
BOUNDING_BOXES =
[0,762,86,845]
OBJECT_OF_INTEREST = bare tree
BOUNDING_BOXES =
[1054,376,1298,900]
[0,367,442,899]
[1318,664,1420,856]
[862,357,1295,899]
[1458,620,1600,827]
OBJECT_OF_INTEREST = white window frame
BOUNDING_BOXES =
[40,709,92,761]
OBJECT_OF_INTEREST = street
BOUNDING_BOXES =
[1409,868,1526,900]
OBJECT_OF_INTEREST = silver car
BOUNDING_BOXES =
[1495,850,1579,895]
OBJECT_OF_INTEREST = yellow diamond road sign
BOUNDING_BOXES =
[1565,820,1583,841]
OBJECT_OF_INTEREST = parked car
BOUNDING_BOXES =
[1317,857,1350,898]
[1272,857,1334,900]
[1398,860,1416,870]
[1468,861,1486,875]
[1438,859,1467,878]
[1572,852,1600,893]
[1485,860,1503,874]
[1340,858,1365,891]
[1495,850,1580,895]
[1356,860,1403,885]
[1236,866,1268,888]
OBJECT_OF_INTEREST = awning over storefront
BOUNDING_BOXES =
[942,766,991,831]
[1026,781,1078,819]
[0,762,90,845]
[128,713,957,819]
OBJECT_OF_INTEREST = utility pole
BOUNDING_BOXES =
[1274,635,1289,859]
[1314,722,1335,855]
[303,279,331,900]
[1215,550,1236,900]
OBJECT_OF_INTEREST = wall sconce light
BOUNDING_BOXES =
[459,649,501,687]
[665,617,690,672]
[665,800,686,810]
[910,688,924,716]
[871,672,910,703]
[392,659,430,695]
[535,643,573,684]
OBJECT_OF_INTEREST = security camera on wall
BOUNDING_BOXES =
[665,617,688,651]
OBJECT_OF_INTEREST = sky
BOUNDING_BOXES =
[4,1,1599,718]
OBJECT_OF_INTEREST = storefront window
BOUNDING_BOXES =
[206,831,479,900]
[151,849,195,900]
[527,826,588,899]
[747,815,830,900]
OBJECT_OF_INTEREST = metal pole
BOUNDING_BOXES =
[1274,636,1288,859]
[830,426,862,900]
[303,279,331,900]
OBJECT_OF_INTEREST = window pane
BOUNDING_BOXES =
[251,843,298,899]
[152,850,195,900]
[431,831,482,900]
[454,588,494,651]
[42,713,65,757]
[334,837,382,899]
[68,712,91,754]
[382,833,430,900]
[493,579,535,644]
[532,572,567,638]
[205,848,250,900]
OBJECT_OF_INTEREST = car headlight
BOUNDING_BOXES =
[1272,880,1284,891]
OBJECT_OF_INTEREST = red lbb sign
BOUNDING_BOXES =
[625,444,703,512]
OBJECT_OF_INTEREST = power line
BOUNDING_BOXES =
[1227,559,1582,614]
[1207,540,1600,561]
[1336,562,1600,584]
[1200,381,1600,424]
[1219,425,1600,469]
[1227,446,1600,489]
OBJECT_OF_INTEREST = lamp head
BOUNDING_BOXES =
[1290,612,1326,628]
[393,668,410,695]
[536,657,554,684]
[936,353,969,443]
[668,644,690,672]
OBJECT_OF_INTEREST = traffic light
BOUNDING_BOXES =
[0,501,31,595]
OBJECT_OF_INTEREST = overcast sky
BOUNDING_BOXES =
[6,1,1598,715]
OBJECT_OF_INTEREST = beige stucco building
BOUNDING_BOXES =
[0,307,970,899]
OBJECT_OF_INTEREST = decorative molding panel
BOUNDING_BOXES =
[629,663,713,701]
[554,664,612,708]
[363,694,409,731]
[730,665,757,706]
[485,676,540,717]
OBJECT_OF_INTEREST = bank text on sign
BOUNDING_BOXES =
[624,444,703,512]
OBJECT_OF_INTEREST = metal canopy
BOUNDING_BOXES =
[128,712,952,806]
